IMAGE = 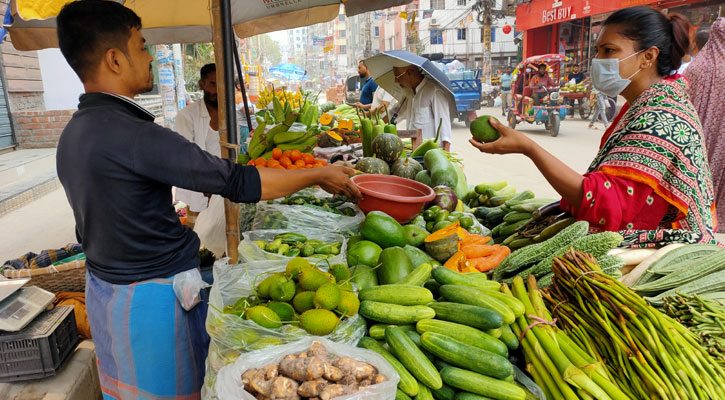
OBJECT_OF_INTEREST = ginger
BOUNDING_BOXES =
[318,384,357,400]
[333,357,377,381]
[242,342,386,399]
[297,379,327,397]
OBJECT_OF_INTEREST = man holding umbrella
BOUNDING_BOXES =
[364,51,456,152]
[393,63,452,151]
[54,1,360,399]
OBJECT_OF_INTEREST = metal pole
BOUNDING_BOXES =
[232,35,254,131]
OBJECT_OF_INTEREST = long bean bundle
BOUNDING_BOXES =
[544,250,725,400]
[663,293,725,366]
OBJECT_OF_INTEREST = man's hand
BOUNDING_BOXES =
[354,101,364,108]
[468,117,534,155]
[316,166,363,200]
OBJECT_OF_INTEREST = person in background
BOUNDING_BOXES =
[55,2,361,399]
[371,86,395,114]
[679,27,710,74]
[470,7,716,246]
[567,64,589,84]
[587,86,610,130]
[393,63,452,151]
[175,63,219,229]
[354,60,378,110]
[499,66,513,116]
[685,18,723,232]
[529,63,556,105]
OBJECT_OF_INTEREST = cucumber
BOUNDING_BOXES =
[359,285,434,305]
[435,359,455,371]
[503,211,533,223]
[360,301,435,324]
[439,285,516,324]
[421,332,513,380]
[431,383,457,400]
[399,263,434,286]
[386,326,443,390]
[454,393,495,400]
[397,389,414,400]
[424,149,458,189]
[417,319,508,357]
[427,302,503,330]
[441,367,526,400]
[499,324,519,351]
[380,247,416,284]
[406,330,436,362]
[486,327,503,338]
[424,279,441,297]
[432,267,500,290]
[475,181,508,194]
[416,381,435,400]
[476,289,525,317]
[503,190,535,205]
[369,323,415,340]
[358,337,419,397]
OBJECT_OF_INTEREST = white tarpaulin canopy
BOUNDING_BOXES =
[7,0,412,51]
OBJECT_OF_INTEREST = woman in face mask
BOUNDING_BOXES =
[470,6,717,247]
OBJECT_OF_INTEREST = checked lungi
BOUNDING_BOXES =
[86,271,210,400]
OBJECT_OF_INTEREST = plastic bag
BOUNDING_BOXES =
[172,268,210,311]
[203,259,367,399]
[237,229,347,264]
[251,202,364,237]
[215,337,399,400]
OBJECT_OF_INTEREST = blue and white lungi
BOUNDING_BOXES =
[86,271,210,400]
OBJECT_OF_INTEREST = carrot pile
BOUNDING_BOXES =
[444,233,511,274]
[247,148,329,170]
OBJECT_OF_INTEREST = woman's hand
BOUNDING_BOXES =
[468,117,535,155]
[317,166,363,200]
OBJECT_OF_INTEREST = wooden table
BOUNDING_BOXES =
[397,129,423,151]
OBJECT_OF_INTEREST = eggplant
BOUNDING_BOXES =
[427,185,458,212]
[532,201,563,220]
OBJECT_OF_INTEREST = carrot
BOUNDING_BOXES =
[473,246,512,272]
[460,244,496,259]
[460,235,490,247]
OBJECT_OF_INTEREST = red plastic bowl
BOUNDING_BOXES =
[351,174,435,223]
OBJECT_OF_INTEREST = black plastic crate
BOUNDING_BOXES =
[0,305,81,382]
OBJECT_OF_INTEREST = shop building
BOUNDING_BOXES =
[515,0,724,68]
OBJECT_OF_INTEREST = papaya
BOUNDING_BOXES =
[347,241,383,267]
[361,211,407,248]
[378,247,415,284]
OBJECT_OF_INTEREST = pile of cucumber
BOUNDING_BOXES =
[464,181,562,249]
[357,267,535,400]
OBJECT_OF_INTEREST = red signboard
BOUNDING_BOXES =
[515,0,661,31]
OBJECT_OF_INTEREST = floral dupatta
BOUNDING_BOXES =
[588,77,717,246]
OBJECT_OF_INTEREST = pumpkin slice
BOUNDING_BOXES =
[425,222,463,263]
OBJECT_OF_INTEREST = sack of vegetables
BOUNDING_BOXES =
[215,337,399,400]
[204,259,367,398]
[252,197,364,237]
[238,228,348,264]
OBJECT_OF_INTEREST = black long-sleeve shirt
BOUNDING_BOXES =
[57,93,261,284]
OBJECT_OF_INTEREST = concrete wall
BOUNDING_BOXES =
[38,49,84,111]
[14,110,75,148]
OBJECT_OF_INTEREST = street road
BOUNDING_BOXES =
[0,107,720,262]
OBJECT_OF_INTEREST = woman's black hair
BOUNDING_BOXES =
[604,7,690,76]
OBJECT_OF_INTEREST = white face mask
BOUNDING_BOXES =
[590,50,644,97]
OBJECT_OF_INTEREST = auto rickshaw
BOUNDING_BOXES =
[507,54,571,137]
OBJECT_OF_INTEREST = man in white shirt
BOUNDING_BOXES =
[371,86,395,113]
[174,64,221,226]
[392,64,452,151]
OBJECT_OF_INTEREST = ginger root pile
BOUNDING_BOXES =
[241,341,387,400]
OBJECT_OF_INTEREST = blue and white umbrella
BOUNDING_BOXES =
[365,50,456,117]
[269,63,307,80]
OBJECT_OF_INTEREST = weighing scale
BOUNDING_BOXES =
[0,277,55,332]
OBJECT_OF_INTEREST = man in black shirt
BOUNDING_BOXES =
[55,1,360,398]
[567,64,589,84]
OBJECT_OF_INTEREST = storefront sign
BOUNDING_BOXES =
[516,0,661,31]
[483,26,491,51]
[542,5,573,24]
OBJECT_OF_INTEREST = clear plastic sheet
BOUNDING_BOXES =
[251,202,364,237]
[203,259,366,400]
[215,337,399,400]
[237,229,347,265]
